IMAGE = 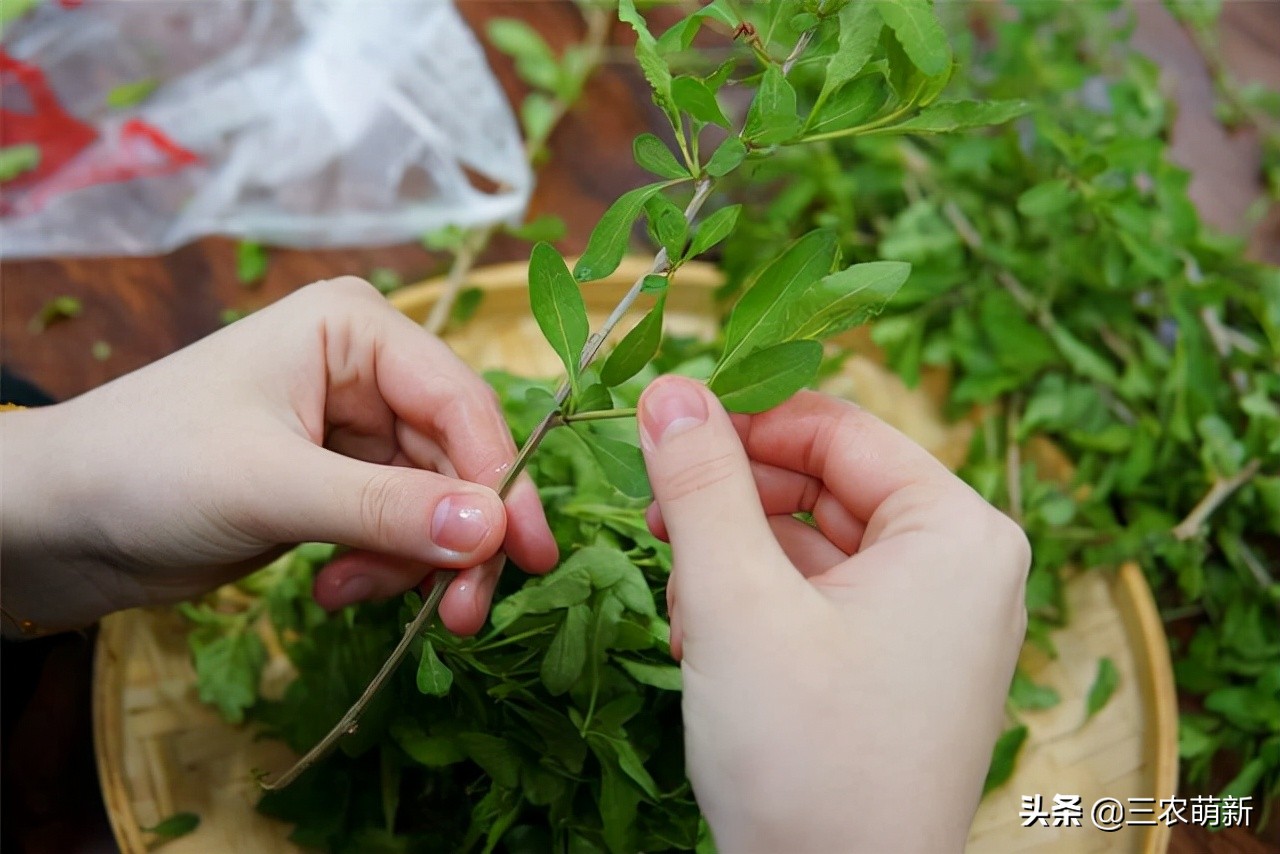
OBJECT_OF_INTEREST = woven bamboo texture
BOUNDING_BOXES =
[95,258,1177,853]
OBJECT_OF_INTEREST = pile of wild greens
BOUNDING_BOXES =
[179,0,1279,848]
[716,0,1280,821]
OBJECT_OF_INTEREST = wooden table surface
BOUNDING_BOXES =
[2,1,1278,852]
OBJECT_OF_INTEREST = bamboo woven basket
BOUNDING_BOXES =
[94,258,1177,854]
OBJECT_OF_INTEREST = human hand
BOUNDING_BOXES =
[637,376,1029,853]
[0,278,558,636]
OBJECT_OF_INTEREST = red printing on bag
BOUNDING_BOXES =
[1,50,202,215]
[0,50,97,186]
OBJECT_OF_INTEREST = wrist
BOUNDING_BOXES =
[1,403,121,635]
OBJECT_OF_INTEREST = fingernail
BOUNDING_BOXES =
[431,495,494,554]
[639,378,708,450]
[333,574,374,608]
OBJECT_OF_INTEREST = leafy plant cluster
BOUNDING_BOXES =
[184,1,1031,846]
[176,0,1280,847]
[713,0,1280,820]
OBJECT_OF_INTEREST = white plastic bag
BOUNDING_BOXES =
[0,0,531,258]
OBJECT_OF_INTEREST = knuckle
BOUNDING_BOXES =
[357,469,406,546]
[983,507,1032,585]
[320,275,380,300]
[658,451,740,503]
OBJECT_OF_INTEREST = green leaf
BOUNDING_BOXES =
[416,639,453,696]
[890,99,1031,133]
[672,75,730,128]
[368,268,402,294]
[0,0,40,34]
[1009,670,1062,711]
[655,0,737,53]
[687,204,741,258]
[487,19,559,91]
[541,603,590,694]
[580,428,651,498]
[821,2,883,99]
[0,143,40,182]
[808,76,888,135]
[645,194,689,260]
[787,261,911,340]
[602,296,666,387]
[507,214,567,243]
[640,273,668,294]
[619,0,677,124]
[521,92,557,143]
[189,630,266,724]
[571,381,613,414]
[28,295,82,333]
[490,565,592,630]
[609,737,660,798]
[633,133,688,179]
[1017,179,1075,217]
[451,288,485,327]
[618,659,682,691]
[236,241,268,285]
[710,340,823,414]
[606,559,657,618]
[1085,657,1119,720]
[705,137,747,177]
[528,242,590,387]
[106,78,159,109]
[391,719,467,766]
[574,182,678,282]
[1049,326,1120,387]
[459,733,521,788]
[982,725,1028,794]
[871,0,951,76]
[719,229,840,367]
[744,66,802,145]
[142,812,200,840]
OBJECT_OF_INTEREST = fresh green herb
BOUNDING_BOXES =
[716,0,1279,817]
[1085,657,1120,721]
[28,295,81,333]
[0,144,40,182]
[0,0,40,37]
[983,725,1029,795]
[142,811,200,843]
[106,78,159,109]
[92,340,113,361]
[236,241,268,286]
[183,0,1275,848]
[368,268,402,295]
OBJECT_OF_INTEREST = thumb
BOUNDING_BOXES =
[248,441,507,567]
[638,376,787,617]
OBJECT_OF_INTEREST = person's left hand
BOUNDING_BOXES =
[1,277,558,636]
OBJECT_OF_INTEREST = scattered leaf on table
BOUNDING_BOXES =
[1085,657,1119,721]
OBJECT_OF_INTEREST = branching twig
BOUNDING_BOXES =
[259,577,450,790]
[562,407,638,423]
[264,18,812,792]
[424,226,493,336]
[1172,458,1263,541]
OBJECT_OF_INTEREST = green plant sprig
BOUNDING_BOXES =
[197,2,1044,843]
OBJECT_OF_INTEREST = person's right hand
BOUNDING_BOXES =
[636,376,1030,853]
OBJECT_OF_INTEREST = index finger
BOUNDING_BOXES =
[732,390,962,525]
[370,307,559,573]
